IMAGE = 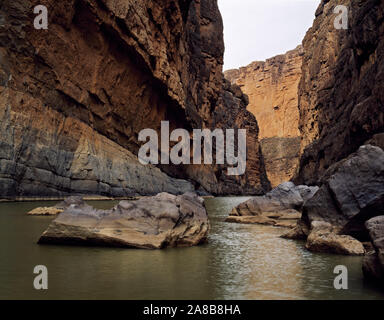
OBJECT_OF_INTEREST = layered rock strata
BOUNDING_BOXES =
[225,47,303,187]
[0,0,270,198]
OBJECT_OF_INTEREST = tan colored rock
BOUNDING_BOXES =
[281,220,310,240]
[225,47,302,139]
[225,47,303,187]
[27,207,63,216]
[38,193,210,249]
[305,221,365,256]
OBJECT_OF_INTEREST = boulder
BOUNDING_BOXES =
[363,216,384,284]
[227,182,318,226]
[38,193,210,249]
[305,221,365,256]
[281,220,310,240]
[302,145,384,239]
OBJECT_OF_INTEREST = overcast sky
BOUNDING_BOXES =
[218,0,321,70]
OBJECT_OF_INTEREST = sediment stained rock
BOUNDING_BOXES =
[38,192,210,249]
[225,47,303,187]
[0,0,270,198]
[296,0,384,185]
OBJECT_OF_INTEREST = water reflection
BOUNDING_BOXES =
[0,198,383,300]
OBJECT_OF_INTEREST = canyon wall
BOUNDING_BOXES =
[296,0,384,185]
[225,47,302,187]
[0,0,270,198]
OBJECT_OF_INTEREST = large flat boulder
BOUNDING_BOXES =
[363,216,384,284]
[227,182,318,227]
[302,145,384,239]
[38,193,210,249]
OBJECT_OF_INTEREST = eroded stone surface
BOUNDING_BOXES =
[227,182,318,227]
[38,193,210,249]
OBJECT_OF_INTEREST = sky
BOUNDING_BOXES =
[218,0,321,70]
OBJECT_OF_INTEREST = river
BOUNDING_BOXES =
[0,197,383,300]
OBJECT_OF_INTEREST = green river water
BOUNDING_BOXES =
[0,197,383,300]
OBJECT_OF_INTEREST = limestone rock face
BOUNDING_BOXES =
[38,193,210,249]
[259,137,301,188]
[0,0,270,198]
[363,216,384,284]
[225,47,303,187]
[227,182,318,227]
[296,0,384,185]
[302,145,384,240]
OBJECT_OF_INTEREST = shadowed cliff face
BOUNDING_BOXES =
[225,47,303,187]
[0,0,270,197]
[296,0,384,185]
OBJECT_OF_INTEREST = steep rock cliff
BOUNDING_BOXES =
[296,0,384,185]
[0,0,270,198]
[225,47,303,187]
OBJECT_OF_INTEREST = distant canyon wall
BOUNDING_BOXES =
[0,0,270,198]
[295,0,384,185]
[225,47,303,187]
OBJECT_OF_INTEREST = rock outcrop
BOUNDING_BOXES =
[302,145,384,240]
[225,47,303,187]
[0,0,270,198]
[38,192,210,249]
[296,0,384,185]
[227,182,318,227]
[363,216,384,284]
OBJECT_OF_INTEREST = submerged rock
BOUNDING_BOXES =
[27,207,64,216]
[302,145,384,239]
[305,221,365,256]
[27,196,85,216]
[363,216,384,284]
[38,193,210,249]
[227,182,318,227]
